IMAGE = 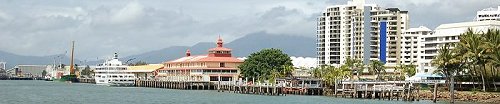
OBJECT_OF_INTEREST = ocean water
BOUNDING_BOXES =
[0,80,462,104]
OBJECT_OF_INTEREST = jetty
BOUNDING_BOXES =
[333,81,420,101]
[132,77,324,96]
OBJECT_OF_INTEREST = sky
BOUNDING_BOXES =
[0,0,498,60]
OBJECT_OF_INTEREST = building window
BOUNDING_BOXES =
[220,63,225,67]
[424,69,429,73]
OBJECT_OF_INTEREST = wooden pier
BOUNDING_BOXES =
[334,81,420,101]
[134,79,323,96]
[135,80,215,90]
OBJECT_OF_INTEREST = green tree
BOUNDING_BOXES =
[42,70,47,77]
[484,29,500,91]
[81,65,91,77]
[432,43,464,103]
[324,65,351,95]
[457,29,488,92]
[345,57,364,80]
[311,65,329,78]
[239,48,293,80]
[396,64,417,80]
[368,60,385,81]
[129,61,148,66]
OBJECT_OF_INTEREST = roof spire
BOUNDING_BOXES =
[186,49,191,56]
[113,52,118,59]
[217,36,223,47]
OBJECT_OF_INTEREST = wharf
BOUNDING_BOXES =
[333,81,420,101]
[134,79,323,96]
[78,78,95,84]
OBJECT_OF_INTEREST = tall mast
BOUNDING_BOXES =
[70,41,75,75]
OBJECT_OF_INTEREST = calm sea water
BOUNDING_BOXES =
[0,80,461,104]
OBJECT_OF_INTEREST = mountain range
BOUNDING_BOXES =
[0,32,315,68]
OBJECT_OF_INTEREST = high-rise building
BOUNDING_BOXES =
[401,26,431,68]
[476,6,500,21]
[317,0,409,68]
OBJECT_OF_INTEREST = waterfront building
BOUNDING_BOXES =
[157,37,243,83]
[400,26,432,74]
[419,21,500,75]
[317,0,409,78]
[13,65,48,77]
[126,64,163,80]
[476,6,500,21]
[317,0,409,67]
[94,53,135,86]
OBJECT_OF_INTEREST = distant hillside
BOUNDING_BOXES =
[0,51,77,69]
[124,32,315,64]
[0,32,315,67]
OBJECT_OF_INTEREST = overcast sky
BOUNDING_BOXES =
[0,0,498,60]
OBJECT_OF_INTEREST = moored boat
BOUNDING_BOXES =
[94,53,135,86]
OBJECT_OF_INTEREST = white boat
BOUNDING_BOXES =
[94,53,135,86]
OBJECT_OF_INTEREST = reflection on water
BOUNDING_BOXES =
[0,80,457,104]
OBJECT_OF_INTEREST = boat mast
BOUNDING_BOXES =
[70,41,75,75]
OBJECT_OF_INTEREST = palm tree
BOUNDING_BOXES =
[345,57,364,80]
[432,43,463,103]
[395,64,405,80]
[369,60,385,81]
[397,63,417,80]
[484,29,500,91]
[457,28,488,92]
[312,65,328,78]
[354,60,365,80]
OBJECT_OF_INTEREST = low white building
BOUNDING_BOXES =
[419,21,500,76]
[290,57,316,77]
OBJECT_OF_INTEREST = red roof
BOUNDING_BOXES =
[161,67,239,70]
[208,47,232,51]
[165,36,241,64]
[166,54,242,64]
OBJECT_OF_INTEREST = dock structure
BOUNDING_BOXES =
[133,78,324,96]
[78,78,95,84]
[135,79,215,90]
[335,81,419,101]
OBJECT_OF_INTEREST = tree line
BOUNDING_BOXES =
[432,28,500,92]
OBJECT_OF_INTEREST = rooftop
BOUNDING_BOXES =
[435,20,500,30]
[126,64,163,72]
[405,26,432,32]
[167,55,242,63]
[165,37,243,64]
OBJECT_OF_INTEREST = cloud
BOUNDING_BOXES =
[0,0,497,60]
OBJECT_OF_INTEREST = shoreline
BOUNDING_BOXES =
[417,90,500,103]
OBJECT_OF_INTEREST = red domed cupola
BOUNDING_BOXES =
[208,36,232,57]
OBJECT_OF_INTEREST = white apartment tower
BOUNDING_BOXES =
[317,0,409,67]
[401,26,431,66]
